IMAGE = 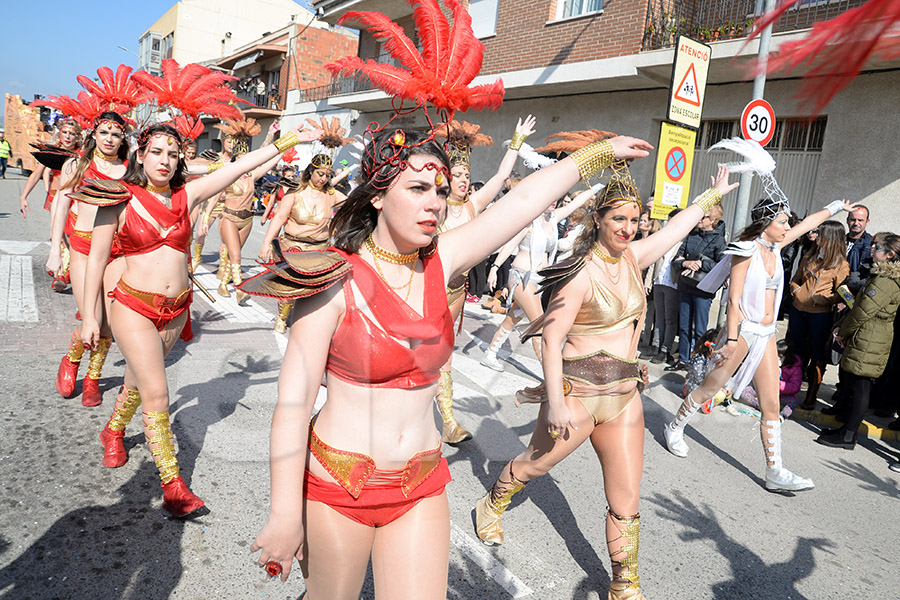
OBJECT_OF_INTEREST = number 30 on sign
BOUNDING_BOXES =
[740,99,775,146]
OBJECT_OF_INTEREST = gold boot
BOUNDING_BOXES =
[217,254,231,298]
[474,462,526,545]
[190,240,203,273]
[82,336,112,407]
[274,301,291,333]
[216,246,229,280]
[607,509,646,600]
[435,371,472,444]
[101,386,142,467]
[144,410,205,519]
[232,263,248,305]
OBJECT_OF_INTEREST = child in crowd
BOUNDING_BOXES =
[740,339,803,418]
[683,328,720,398]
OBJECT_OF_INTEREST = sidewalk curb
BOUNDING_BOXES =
[792,408,900,444]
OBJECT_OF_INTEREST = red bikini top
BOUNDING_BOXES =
[326,248,455,389]
[118,185,191,256]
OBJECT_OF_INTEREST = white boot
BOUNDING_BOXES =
[481,325,512,372]
[664,393,702,458]
[761,419,814,492]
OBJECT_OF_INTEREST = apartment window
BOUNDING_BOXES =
[470,0,499,38]
[557,0,603,20]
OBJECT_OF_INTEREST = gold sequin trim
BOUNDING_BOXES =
[144,410,179,483]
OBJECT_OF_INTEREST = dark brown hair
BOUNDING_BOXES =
[803,220,846,271]
[123,124,187,189]
[330,130,449,253]
[570,177,641,260]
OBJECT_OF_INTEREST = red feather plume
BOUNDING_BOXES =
[173,115,205,140]
[132,59,246,120]
[748,0,900,114]
[281,147,299,163]
[328,0,504,118]
[32,95,92,130]
[34,90,135,129]
[76,65,150,112]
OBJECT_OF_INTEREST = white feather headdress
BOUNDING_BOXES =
[709,137,790,221]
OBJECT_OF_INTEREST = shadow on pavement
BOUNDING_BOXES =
[0,463,191,599]
[648,491,834,599]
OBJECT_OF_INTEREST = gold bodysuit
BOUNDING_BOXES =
[517,249,647,425]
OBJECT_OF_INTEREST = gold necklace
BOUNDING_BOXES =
[591,243,622,264]
[447,196,468,206]
[365,235,418,264]
[145,182,171,194]
[93,149,117,163]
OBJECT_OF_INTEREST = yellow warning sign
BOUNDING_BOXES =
[651,122,697,220]
[667,36,711,130]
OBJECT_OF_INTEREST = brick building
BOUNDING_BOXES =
[292,0,900,230]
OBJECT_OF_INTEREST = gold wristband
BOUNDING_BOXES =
[569,140,615,182]
[693,188,723,212]
[274,130,301,153]
[202,212,210,225]
[509,131,528,152]
[206,161,223,174]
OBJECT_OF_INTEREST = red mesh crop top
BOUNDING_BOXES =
[326,248,455,389]
[118,185,191,256]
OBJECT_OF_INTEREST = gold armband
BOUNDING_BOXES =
[202,212,210,225]
[692,188,723,212]
[206,162,223,174]
[569,140,615,182]
[274,130,301,153]
[509,131,528,152]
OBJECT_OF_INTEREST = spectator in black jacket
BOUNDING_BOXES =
[667,205,727,370]
[846,205,872,293]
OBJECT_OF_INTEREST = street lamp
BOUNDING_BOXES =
[117,45,139,58]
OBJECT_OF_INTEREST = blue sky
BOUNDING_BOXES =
[1,0,314,124]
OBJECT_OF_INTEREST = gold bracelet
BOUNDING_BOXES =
[202,212,210,225]
[509,131,528,152]
[206,162,223,174]
[274,130,301,153]
[692,188,723,212]
[569,140,615,182]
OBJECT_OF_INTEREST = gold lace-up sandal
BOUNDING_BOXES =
[474,462,526,545]
[607,508,646,599]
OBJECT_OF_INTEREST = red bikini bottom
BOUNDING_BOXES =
[68,228,124,260]
[304,423,451,527]
[44,189,57,211]
[110,279,193,342]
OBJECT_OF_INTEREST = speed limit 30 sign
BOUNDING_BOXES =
[741,99,775,146]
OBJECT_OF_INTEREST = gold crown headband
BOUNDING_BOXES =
[595,160,641,211]
[310,154,333,170]
[448,141,470,169]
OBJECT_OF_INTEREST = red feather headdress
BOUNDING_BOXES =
[76,65,151,114]
[327,0,504,119]
[748,0,900,114]
[325,0,504,188]
[172,115,205,141]
[131,58,247,121]
[33,90,135,130]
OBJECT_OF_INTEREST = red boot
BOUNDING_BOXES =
[82,377,102,407]
[100,425,127,467]
[101,386,141,468]
[82,336,112,407]
[56,330,85,398]
[161,476,206,519]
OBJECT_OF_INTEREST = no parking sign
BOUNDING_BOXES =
[651,122,697,220]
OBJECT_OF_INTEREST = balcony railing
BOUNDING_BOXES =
[642,0,866,51]
[293,50,403,102]
[235,89,282,111]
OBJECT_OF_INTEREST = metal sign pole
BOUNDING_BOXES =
[718,0,776,325]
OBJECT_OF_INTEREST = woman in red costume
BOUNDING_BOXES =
[243,124,652,595]
[47,112,129,407]
[473,153,738,600]
[19,118,83,291]
[76,122,318,519]
[257,152,347,332]
[433,115,537,444]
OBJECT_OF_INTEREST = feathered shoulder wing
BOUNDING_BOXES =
[238,239,351,299]
[30,143,77,171]
[67,180,132,206]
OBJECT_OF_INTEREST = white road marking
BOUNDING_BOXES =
[0,240,47,255]
[0,255,38,322]
[450,523,533,598]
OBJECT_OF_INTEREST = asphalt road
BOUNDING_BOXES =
[1,173,898,600]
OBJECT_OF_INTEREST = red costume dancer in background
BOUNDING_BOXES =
[47,111,130,407]
[19,118,83,291]
[77,122,318,519]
